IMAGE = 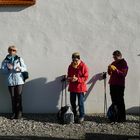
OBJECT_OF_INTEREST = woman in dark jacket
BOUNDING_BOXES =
[108,50,128,122]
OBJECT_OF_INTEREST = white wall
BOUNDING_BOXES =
[0,0,140,113]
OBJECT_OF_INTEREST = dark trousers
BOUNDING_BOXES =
[8,85,23,116]
[70,92,85,118]
[110,85,126,121]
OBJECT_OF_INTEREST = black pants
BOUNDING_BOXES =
[110,85,126,121]
[8,85,23,116]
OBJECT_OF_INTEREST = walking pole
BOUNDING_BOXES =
[103,72,107,117]
[64,76,67,106]
[61,77,64,108]
[61,75,67,106]
[61,75,66,107]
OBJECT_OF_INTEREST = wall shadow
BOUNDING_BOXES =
[23,113,58,124]
[84,73,104,101]
[85,133,139,140]
[0,71,67,114]
[0,6,32,12]
[85,113,139,124]
[126,106,140,115]
[0,69,11,113]
[0,136,75,140]
[23,75,65,114]
[85,115,109,124]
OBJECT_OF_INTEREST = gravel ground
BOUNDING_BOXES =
[0,114,139,140]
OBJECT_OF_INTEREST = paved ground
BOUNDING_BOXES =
[0,114,139,140]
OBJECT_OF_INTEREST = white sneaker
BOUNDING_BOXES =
[79,117,84,123]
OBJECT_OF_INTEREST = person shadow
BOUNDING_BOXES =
[23,75,67,123]
[0,69,11,114]
[0,69,67,122]
[84,72,105,102]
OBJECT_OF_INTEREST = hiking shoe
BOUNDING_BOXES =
[11,113,16,120]
[79,117,84,124]
[74,116,79,123]
[16,111,22,119]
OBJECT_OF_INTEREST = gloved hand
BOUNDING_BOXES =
[110,65,117,71]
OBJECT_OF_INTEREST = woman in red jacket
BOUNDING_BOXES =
[67,52,88,123]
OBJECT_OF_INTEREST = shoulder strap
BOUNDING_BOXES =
[18,57,21,66]
[4,55,10,61]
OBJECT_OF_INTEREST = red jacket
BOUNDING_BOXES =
[108,58,128,87]
[68,61,88,93]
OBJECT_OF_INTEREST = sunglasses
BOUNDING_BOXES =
[10,49,16,52]
[72,56,80,59]
[72,58,79,62]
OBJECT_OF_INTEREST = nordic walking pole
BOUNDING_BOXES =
[103,72,107,117]
[61,75,67,107]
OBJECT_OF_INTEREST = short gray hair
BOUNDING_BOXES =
[8,46,17,52]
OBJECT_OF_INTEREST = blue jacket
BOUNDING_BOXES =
[1,55,27,86]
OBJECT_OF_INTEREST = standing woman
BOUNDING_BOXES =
[67,52,88,123]
[108,50,128,122]
[1,46,27,119]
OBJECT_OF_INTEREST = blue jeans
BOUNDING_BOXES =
[70,92,85,118]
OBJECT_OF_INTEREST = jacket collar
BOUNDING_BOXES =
[70,60,83,68]
[5,54,19,61]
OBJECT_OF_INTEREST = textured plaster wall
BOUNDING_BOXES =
[0,0,140,113]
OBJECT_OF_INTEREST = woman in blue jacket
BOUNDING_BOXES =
[1,46,27,119]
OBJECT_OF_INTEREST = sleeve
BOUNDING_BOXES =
[108,62,114,75]
[67,65,72,82]
[18,58,27,72]
[67,66,70,77]
[1,59,9,74]
[77,64,89,83]
[107,66,112,75]
[116,66,128,77]
[115,61,128,77]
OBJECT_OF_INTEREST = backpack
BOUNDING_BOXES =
[107,103,119,122]
[57,105,74,124]
[57,76,74,124]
